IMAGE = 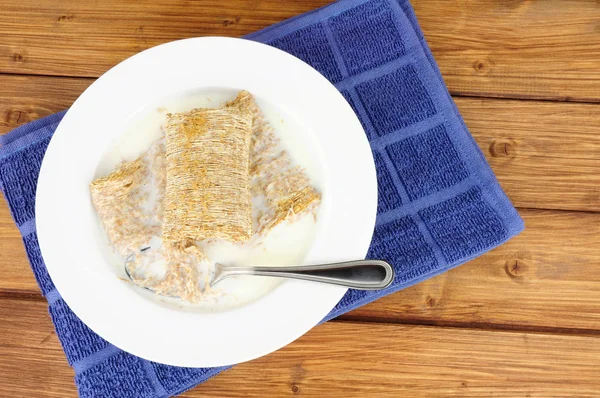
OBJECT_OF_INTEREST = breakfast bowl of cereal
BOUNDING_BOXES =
[36,37,377,367]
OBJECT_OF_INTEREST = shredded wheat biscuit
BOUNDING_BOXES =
[89,140,164,257]
[227,92,321,234]
[90,139,206,302]
[126,241,207,303]
[163,97,253,242]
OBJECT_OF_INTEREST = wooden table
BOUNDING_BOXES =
[1,1,599,396]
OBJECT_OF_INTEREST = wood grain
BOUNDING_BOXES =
[3,202,599,331]
[0,0,329,76]
[1,74,598,210]
[0,74,91,134]
[343,209,600,332]
[2,298,599,398]
[412,0,600,102]
[0,0,598,101]
[0,298,75,397]
[455,97,600,212]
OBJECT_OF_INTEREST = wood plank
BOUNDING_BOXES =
[0,223,35,293]
[0,298,76,397]
[1,74,598,211]
[344,209,600,332]
[1,298,599,397]
[412,0,600,101]
[0,0,598,101]
[0,74,91,134]
[2,201,599,331]
[0,0,329,76]
[455,97,600,212]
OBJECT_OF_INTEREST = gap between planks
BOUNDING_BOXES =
[3,290,600,338]
[337,314,600,338]
[1,71,599,105]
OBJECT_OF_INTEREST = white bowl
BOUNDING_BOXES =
[36,37,377,367]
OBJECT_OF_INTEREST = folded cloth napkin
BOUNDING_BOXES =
[0,0,524,396]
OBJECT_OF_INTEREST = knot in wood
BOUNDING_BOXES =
[426,295,436,308]
[4,109,26,124]
[474,60,486,72]
[489,138,516,158]
[505,258,527,279]
[58,14,74,22]
[223,17,240,27]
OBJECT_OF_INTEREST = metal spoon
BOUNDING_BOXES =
[211,260,394,290]
[125,250,394,291]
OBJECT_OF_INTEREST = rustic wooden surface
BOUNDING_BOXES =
[2,300,600,398]
[0,0,599,396]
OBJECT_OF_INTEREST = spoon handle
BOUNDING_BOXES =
[212,260,394,290]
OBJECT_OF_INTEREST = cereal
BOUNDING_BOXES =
[163,94,253,242]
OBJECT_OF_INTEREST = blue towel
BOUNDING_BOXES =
[0,0,523,396]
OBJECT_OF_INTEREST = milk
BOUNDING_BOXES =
[95,89,325,311]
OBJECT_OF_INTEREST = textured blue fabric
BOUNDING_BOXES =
[75,352,156,398]
[270,23,344,83]
[23,233,56,295]
[372,151,403,213]
[385,123,469,200]
[356,64,437,135]
[329,0,406,76]
[0,0,523,396]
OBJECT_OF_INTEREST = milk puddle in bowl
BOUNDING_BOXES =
[93,89,327,311]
